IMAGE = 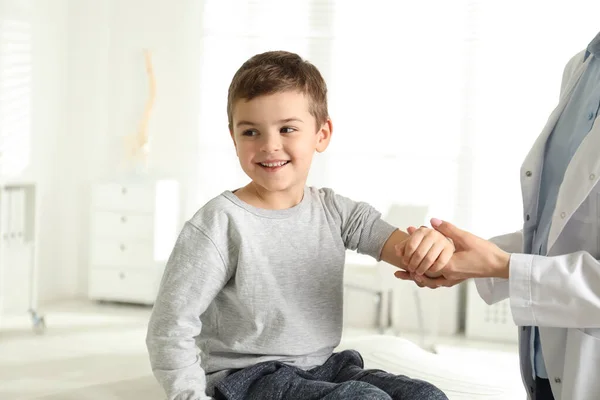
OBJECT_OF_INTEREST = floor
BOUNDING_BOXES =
[0,300,526,400]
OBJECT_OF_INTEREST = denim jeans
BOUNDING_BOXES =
[214,349,448,400]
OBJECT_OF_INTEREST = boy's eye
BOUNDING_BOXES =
[242,130,258,137]
[280,127,295,134]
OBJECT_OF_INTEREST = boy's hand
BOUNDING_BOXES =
[395,225,455,278]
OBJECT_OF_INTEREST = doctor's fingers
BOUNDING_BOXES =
[430,218,471,250]
[394,270,440,289]
[394,270,426,288]
[414,274,442,289]
[417,273,464,288]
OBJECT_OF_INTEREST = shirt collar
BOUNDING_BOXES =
[584,31,600,61]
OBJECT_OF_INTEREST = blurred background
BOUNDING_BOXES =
[0,0,599,399]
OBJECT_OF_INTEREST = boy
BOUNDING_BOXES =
[146,51,451,400]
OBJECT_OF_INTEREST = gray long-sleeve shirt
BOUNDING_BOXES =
[146,187,396,399]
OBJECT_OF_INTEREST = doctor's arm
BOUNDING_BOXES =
[429,220,600,328]
[475,230,523,304]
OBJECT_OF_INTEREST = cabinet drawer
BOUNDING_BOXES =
[88,268,157,304]
[92,211,154,240]
[92,184,154,213]
[91,240,155,267]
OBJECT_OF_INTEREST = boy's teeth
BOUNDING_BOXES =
[261,161,288,167]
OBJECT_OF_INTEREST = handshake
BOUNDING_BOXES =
[394,218,511,289]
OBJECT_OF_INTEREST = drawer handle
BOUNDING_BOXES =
[120,244,126,251]
[120,216,127,223]
[119,272,125,279]
[121,187,128,195]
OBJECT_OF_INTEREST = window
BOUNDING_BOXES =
[196,0,334,205]
[460,0,600,238]
[197,0,600,238]
[0,0,32,177]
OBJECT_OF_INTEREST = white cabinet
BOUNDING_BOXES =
[0,183,40,330]
[465,280,518,342]
[88,180,179,304]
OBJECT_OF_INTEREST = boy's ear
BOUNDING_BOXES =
[315,119,333,153]
[229,126,238,153]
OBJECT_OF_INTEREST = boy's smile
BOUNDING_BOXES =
[257,159,290,172]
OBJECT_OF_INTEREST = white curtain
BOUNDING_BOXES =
[0,0,32,177]
[197,0,600,239]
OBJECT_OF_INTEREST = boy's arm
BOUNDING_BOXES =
[324,189,453,274]
[324,189,397,260]
[146,222,232,400]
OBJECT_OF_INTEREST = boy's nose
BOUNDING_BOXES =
[260,134,282,152]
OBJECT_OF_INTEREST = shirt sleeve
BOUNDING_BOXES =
[146,222,232,400]
[322,188,396,261]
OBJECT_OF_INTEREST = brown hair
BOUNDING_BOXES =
[227,51,328,129]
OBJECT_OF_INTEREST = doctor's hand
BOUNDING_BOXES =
[399,218,510,283]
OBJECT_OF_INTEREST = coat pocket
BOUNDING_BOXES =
[561,328,600,399]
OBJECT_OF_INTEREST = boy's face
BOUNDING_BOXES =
[230,91,331,195]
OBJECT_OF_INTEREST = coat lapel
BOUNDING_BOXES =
[519,57,591,244]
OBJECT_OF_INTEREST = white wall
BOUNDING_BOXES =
[37,1,600,306]
[35,0,203,302]
[30,0,71,302]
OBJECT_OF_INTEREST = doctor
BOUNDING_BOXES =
[397,31,600,400]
